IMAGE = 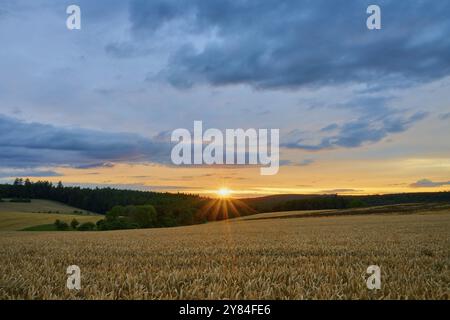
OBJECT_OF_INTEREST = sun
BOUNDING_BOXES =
[217,188,232,198]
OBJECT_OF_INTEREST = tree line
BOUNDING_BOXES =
[251,192,450,213]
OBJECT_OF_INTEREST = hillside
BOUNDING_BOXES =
[235,203,450,221]
[0,199,101,231]
[0,199,93,215]
[241,194,322,211]
[240,192,450,213]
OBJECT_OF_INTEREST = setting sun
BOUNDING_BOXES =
[217,188,232,198]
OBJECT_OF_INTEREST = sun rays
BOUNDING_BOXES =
[196,194,258,222]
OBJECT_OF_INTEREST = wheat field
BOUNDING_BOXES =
[0,199,93,215]
[0,210,449,300]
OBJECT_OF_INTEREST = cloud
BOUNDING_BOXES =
[1,1,448,174]
[124,0,450,90]
[320,189,361,194]
[320,124,339,133]
[0,115,171,168]
[59,182,204,192]
[277,159,315,167]
[74,162,115,169]
[439,112,450,120]
[0,168,62,179]
[298,159,315,166]
[284,110,428,151]
[279,160,292,166]
[105,42,150,59]
[410,179,450,188]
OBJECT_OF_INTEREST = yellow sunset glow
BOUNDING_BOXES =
[29,157,450,199]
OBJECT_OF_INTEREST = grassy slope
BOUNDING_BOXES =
[0,199,93,214]
[236,202,450,221]
[0,199,101,231]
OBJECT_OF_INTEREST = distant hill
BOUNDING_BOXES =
[241,194,322,211]
[236,203,450,221]
[0,199,101,231]
[0,198,94,215]
[240,192,450,213]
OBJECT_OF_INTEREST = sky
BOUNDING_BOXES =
[0,0,449,197]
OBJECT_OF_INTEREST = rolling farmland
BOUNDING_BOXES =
[0,199,101,231]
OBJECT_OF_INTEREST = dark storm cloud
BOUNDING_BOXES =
[125,0,450,89]
[0,115,171,168]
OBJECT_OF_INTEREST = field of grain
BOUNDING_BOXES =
[0,208,448,300]
[0,199,100,231]
[0,199,93,214]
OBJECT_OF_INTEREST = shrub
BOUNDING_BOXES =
[126,205,157,228]
[77,222,96,231]
[70,219,80,230]
[96,217,137,231]
[106,205,124,220]
[348,199,366,208]
[54,219,69,231]
[98,205,158,230]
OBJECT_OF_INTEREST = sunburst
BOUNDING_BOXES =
[217,188,232,198]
